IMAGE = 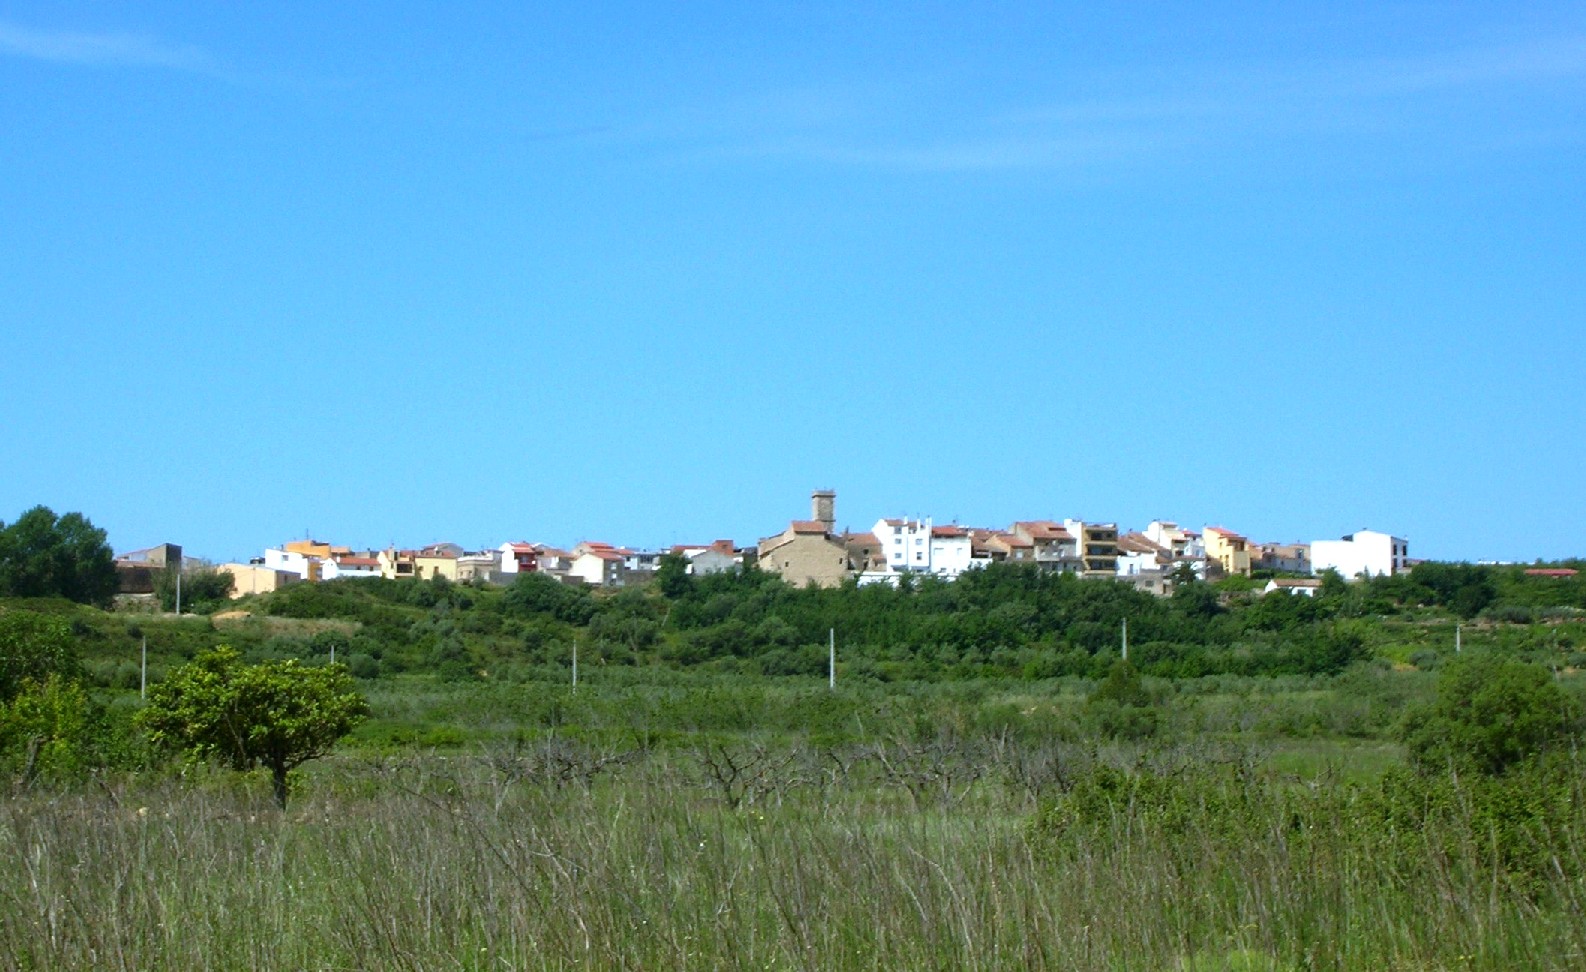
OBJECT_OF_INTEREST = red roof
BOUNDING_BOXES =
[335,556,379,567]
[931,525,968,538]
[1014,520,1073,540]
[790,520,828,534]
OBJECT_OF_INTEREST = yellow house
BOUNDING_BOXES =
[219,563,299,598]
[1203,526,1252,577]
[380,544,461,581]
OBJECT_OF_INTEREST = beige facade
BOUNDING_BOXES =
[1204,527,1253,577]
[758,523,852,588]
[220,563,299,598]
[1011,521,1081,572]
[415,551,460,581]
[379,546,461,581]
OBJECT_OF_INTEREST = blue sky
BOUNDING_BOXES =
[2,2,1582,564]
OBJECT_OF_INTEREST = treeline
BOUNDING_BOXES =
[232,557,1585,683]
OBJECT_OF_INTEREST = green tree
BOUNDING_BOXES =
[1086,659,1159,739]
[1090,658,1152,708]
[137,646,369,807]
[0,675,104,787]
[1172,580,1223,620]
[0,506,118,607]
[1409,562,1496,619]
[1401,653,1584,776]
[0,609,82,702]
[500,572,597,625]
[655,551,693,599]
[154,565,235,614]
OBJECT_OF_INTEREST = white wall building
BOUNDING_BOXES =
[321,556,380,581]
[676,542,741,576]
[1310,530,1408,579]
[871,518,977,582]
[262,548,319,580]
[499,542,537,575]
[569,542,626,587]
[1145,521,1205,560]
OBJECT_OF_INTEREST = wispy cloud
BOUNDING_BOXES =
[657,34,1586,173]
[0,20,213,72]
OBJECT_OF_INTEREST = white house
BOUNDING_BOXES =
[499,542,538,575]
[1115,533,1170,578]
[1310,530,1408,579]
[624,550,663,575]
[1265,578,1323,597]
[321,555,380,581]
[534,545,575,581]
[870,518,977,582]
[1145,521,1205,560]
[675,541,741,576]
[456,550,503,584]
[262,548,320,581]
[569,541,626,587]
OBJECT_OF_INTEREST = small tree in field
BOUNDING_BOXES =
[137,646,368,807]
[1401,653,1584,776]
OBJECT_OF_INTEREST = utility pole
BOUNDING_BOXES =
[1456,623,1462,654]
[829,628,836,690]
[174,562,182,615]
[1122,617,1129,662]
[572,639,578,691]
[140,635,147,700]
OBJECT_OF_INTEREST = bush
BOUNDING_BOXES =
[0,675,143,784]
[0,609,84,701]
[1400,653,1584,775]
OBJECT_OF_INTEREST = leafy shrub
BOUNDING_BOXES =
[0,609,83,700]
[1400,653,1584,775]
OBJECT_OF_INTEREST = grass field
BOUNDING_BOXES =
[4,669,1584,971]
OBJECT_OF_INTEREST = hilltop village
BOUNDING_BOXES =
[115,490,1409,600]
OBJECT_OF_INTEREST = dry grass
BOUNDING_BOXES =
[2,746,1582,971]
